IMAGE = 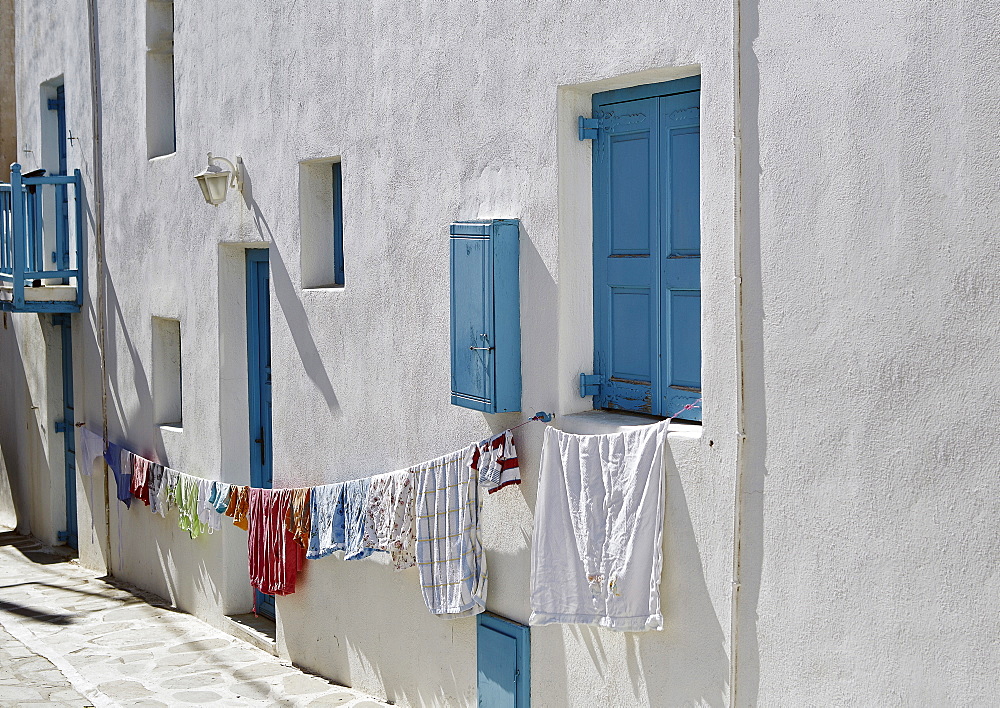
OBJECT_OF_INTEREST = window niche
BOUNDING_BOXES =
[146,0,175,158]
[299,158,344,289]
[152,317,182,427]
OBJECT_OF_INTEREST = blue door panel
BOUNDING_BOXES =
[669,291,701,388]
[246,249,274,618]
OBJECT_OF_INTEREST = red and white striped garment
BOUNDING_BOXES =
[471,430,520,494]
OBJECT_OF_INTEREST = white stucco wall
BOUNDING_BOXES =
[2,0,998,706]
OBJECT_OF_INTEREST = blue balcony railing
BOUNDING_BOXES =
[0,163,84,312]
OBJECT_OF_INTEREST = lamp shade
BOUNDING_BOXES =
[194,168,231,206]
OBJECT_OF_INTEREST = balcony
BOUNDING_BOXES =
[0,163,84,313]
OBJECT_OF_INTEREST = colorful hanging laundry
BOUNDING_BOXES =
[210,482,232,514]
[247,488,305,597]
[285,488,311,549]
[196,479,222,532]
[148,463,165,515]
[472,430,521,494]
[226,485,250,530]
[362,470,416,571]
[529,420,667,632]
[414,445,486,618]
[105,443,132,508]
[77,428,105,476]
[129,452,152,506]
[174,473,209,539]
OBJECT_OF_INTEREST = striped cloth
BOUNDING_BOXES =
[414,445,486,618]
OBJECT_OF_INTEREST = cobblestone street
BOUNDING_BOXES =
[0,532,390,707]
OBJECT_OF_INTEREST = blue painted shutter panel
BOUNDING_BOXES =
[592,80,701,420]
[659,92,701,420]
[593,98,660,414]
[477,613,529,708]
[332,162,344,286]
[451,235,495,407]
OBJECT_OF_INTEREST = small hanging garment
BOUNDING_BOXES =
[307,483,345,560]
[529,421,666,632]
[284,488,312,549]
[174,473,208,539]
[226,485,250,530]
[196,479,222,532]
[77,428,105,476]
[148,463,165,515]
[210,482,232,514]
[129,453,152,506]
[157,468,180,518]
[362,470,416,571]
[472,430,521,494]
[106,443,132,508]
[414,445,486,618]
[247,488,305,596]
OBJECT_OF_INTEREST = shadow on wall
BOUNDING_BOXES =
[241,166,339,413]
[735,0,768,704]
[0,320,30,532]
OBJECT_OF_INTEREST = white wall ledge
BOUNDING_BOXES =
[554,409,702,439]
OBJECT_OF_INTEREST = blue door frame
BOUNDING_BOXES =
[54,313,77,548]
[246,249,274,618]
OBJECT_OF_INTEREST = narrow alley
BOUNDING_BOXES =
[0,532,389,707]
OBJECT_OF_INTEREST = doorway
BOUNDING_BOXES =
[245,249,274,618]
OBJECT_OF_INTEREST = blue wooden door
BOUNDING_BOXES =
[592,78,701,420]
[57,315,77,548]
[48,85,70,274]
[246,249,274,618]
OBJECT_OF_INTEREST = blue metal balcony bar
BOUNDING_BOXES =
[0,163,84,313]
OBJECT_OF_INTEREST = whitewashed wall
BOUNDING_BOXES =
[1,0,997,705]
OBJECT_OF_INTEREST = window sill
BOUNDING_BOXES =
[158,423,183,433]
[301,284,345,293]
[148,152,176,162]
[555,409,701,439]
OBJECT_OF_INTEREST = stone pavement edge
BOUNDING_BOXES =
[0,531,392,707]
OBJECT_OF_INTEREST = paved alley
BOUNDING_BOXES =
[0,532,390,707]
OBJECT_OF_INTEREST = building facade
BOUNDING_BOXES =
[1,0,998,705]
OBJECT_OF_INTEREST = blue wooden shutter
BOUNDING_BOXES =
[659,91,701,419]
[450,220,521,413]
[593,97,661,414]
[451,231,495,409]
[477,613,529,708]
[591,78,701,420]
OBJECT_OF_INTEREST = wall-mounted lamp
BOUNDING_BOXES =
[194,152,244,206]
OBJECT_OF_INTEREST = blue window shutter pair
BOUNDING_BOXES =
[450,219,521,413]
[590,77,702,421]
[477,613,529,707]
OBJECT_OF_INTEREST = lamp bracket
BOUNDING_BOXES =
[206,152,244,194]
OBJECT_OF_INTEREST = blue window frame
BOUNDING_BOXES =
[332,161,344,286]
[589,76,702,421]
[477,613,529,707]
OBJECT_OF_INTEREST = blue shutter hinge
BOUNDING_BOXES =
[578,116,599,141]
[54,420,69,434]
[47,98,64,111]
[579,373,601,397]
[56,530,68,542]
